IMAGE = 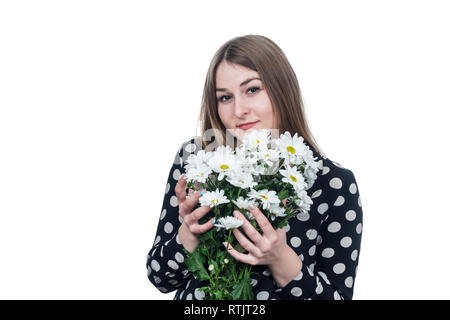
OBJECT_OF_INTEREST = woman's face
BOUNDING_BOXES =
[215,60,277,143]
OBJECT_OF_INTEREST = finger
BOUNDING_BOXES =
[233,228,262,258]
[190,204,212,223]
[190,217,215,234]
[233,210,263,245]
[223,241,258,265]
[247,204,276,236]
[282,198,287,206]
[174,174,188,202]
[180,189,204,215]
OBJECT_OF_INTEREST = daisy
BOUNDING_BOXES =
[206,145,239,181]
[232,197,257,220]
[247,189,280,210]
[279,164,307,191]
[226,169,257,189]
[242,129,271,152]
[295,189,314,212]
[213,216,244,230]
[199,188,230,208]
[185,150,213,170]
[268,203,287,221]
[275,131,308,165]
[185,163,212,184]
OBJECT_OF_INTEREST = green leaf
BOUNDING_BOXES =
[184,248,210,281]
[231,276,253,300]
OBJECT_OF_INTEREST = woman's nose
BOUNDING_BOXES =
[234,96,250,116]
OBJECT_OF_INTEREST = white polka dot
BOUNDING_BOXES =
[256,291,269,300]
[172,168,181,181]
[186,293,193,300]
[340,236,352,248]
[168,279,178,286]
[185,143,197,153]
[164,222,173,233]
[160,209,167,220]
[351,249,358,261]
[315,277,323,294]
[358,196,362,207]
[309,245,316,256]
[334,291,342,300]
[332,161,344,169]
[251,279,258,287]
[291,287,302,297]
[318,271,330,285]
[297,211,310,221]
[154,235,161,245]
[194,288,205,300]
[316,235,323,246]
[153,275,161,284]
[306,229,318,240]
[151,260,160,272]
[334,195,345,206]
[333,263,346,274]
[165,183,170,194]
[170,195,178,207]
[167,260,179,270]
[329,177,343,189]
[294,271,303,281]
[356,223,363,234]
[175,252,184,263]
[345,210,356,221]
[328,222,341,233]
[317,203,329,215]
[345,276,354,288]
[290,237,302,248]
[349,183,357,194]
[311,189,322,199]
[321,248,335,258]
[322,166,330,175]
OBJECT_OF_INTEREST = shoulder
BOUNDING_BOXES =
[313,154,360,197]
[175,136,203,168]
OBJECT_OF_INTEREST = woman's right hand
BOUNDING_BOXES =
[175,174,214,253]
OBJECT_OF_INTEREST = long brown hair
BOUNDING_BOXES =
[195,34,326,158]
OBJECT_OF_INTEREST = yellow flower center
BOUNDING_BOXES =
[290,175,298,183]
[220,164,230,170]
[259,195,268,200]
[287,146,296,154]
[256,139,260,143]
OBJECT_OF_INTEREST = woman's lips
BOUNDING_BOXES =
[238,121,259,130]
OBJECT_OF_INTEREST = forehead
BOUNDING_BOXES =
[215,61,259,85]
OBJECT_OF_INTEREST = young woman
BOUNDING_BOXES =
[146,34,363,300]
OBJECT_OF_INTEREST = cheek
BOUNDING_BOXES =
[218,106,232,127]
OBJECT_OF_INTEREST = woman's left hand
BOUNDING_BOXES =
[223,200,289,267]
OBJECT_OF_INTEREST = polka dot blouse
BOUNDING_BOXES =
[146,137,363,300]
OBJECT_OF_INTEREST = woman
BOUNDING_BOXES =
[146,34,363,300]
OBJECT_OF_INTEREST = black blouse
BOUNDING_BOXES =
[146,137,363,300]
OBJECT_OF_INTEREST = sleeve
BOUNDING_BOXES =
[275,167,363,300]
[146,139,197,293]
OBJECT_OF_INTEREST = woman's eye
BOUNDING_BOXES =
[217,87,260,103]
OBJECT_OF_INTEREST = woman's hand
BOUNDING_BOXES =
[174,175,214,253]
[224,199,303,287]
[223,202,287,266]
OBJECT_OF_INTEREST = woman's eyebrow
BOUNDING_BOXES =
[216,77,260,92]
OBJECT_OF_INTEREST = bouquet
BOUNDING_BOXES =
[182,129,321,300]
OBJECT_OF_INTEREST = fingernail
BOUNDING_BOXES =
[249,204,255,210]
[211,218,215,224]
[200,189,205,196]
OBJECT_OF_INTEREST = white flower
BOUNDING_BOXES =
[208,264,214,271]
[232,197,257,220]
[243,129,271,151]
[214,216,244,230]
[226,169,257,189]
[185,150,213,170]
[256,146,281,167]
[185,163,212,184]
[279,164,307,191]
[199,188,230,208]
[275,131,308,165]
[247,189,280,210]
[206,145,239,181]
[295,189,314,212]
[268,203,287,220]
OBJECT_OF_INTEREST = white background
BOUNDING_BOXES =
[1,0,449,300]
